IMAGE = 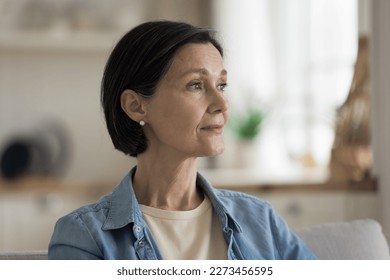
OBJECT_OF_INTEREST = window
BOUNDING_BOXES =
[211,0,358,177]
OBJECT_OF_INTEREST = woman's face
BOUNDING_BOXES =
[144,42,229,158]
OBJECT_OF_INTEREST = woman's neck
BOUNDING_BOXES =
[132,153,203,211]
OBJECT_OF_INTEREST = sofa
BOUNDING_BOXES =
[0,219,389,260]
[297,218,390,259]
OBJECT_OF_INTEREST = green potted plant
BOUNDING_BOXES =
[228,106,266,168]
[229,106,265,140]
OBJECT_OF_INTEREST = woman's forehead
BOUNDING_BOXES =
[168,43,226,78]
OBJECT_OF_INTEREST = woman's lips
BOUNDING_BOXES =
[201,124,224,133]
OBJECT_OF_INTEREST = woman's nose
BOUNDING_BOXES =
[207,89,229,114]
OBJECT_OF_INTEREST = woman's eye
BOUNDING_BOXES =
[188,81,203,90]
[217,83,228,91]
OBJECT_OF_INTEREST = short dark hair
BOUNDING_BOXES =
[101,21,224,157]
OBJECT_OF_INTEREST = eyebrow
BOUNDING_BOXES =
[181,68,228,78]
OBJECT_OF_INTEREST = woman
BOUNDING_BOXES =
[48,21,316,260]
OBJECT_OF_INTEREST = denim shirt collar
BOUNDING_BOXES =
[101,170,141,230]
[101,166,242,234]
[196,172,242,233]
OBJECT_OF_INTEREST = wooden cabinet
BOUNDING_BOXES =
[258,191,379,230]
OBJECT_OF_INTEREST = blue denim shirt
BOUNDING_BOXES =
[48,167,316,260]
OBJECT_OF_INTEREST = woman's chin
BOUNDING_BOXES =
[203,145,225,157]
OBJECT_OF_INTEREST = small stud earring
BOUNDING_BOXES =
[140,120,145,126]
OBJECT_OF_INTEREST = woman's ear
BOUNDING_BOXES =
[120,89,147,122]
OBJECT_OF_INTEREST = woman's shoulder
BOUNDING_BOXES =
[197,172,272,211]
[56,193,112,226]
[212,188,273,210]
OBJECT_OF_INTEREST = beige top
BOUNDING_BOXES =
[140,195,228,260]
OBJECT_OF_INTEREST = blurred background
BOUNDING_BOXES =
[1,0,389,252]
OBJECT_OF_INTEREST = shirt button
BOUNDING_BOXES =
[135,225,141,232]
[139,241,145,247]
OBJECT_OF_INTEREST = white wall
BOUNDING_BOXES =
[371,0,390,239]
[0,0,211,184]
[0,46,135,183]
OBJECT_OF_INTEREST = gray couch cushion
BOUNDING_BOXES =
[0,251,47,260]
[297,219,390,260]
